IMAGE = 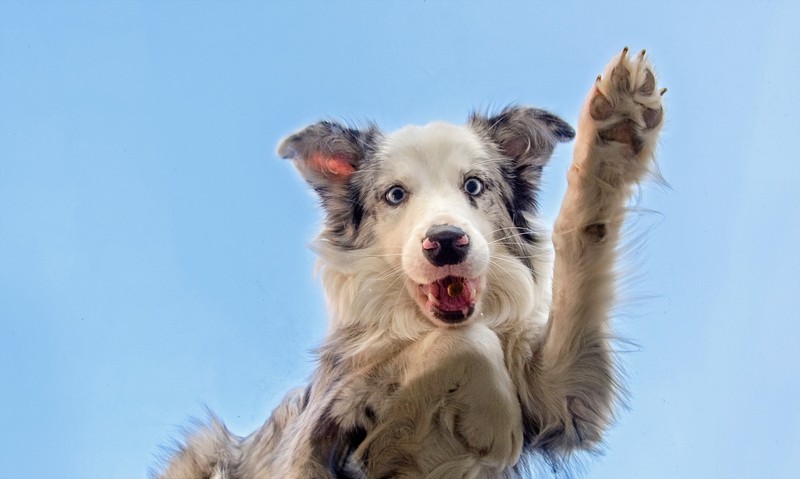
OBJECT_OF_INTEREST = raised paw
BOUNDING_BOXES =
[577,47,666,187]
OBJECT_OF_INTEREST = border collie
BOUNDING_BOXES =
[157,48,665,478]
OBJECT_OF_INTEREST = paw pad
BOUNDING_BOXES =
[598,119,642,154]
[643,107,663,129]
[639,69,656,95]
[589,91,613,121]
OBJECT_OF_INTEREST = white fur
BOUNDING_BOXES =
[156,49,665,479]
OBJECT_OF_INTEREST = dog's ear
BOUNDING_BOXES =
[469,106,574,167]
[277,121,381,189]
[277,121,381,247]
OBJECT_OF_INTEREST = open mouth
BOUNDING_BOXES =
[418,276,479,324]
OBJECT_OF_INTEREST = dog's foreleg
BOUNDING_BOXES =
[526,48,665,455]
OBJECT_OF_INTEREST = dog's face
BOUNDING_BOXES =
[278,107,573,327]
[373,123,494,326]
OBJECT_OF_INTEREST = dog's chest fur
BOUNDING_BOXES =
[240,320,537,478]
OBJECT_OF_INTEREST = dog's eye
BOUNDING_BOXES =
[385,185,407,205]
[464,177,484,196]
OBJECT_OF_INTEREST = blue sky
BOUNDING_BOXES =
[1,1,798,478]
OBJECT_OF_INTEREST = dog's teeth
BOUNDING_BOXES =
[427,293,436,304]
[462,307,470,316]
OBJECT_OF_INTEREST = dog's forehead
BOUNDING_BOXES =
[377,122,488,178]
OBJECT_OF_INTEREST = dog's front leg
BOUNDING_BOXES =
[526,48,665,454]
[356,324,522,478]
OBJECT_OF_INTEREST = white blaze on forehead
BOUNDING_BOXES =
[378,122,489,185]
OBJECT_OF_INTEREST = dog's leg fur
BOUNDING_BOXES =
[156,417,240,479]
[517,49,664,461]
[352,323,522,478]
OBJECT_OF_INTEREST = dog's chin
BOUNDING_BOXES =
[411,276,482,327]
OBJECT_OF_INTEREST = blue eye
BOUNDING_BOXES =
[464,177,484,196]
[385,185,407,205]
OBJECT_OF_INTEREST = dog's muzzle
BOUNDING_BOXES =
[416,224,478,324]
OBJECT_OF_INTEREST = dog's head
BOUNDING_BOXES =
[278,107,573,328]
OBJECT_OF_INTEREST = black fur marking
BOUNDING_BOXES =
[333,426,367,479]
[314,408,368,479]
[364,405,377,423]
[491,162,540,274]
[506,162,541,236]
[347,182,365,233]
[584,223,607,243]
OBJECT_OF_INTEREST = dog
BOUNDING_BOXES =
[156,48,665,478]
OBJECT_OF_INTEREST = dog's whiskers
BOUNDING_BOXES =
[488,231,538,245]
[491,253,546,265]
[488,258,517,282]
[391,276,411,314]
[370,265,405,284]
[336,250,404,259]
[365,266,409,311]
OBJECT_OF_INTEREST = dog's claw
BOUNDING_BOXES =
[621,46,629,58]
[637,49,646,59]
[660,87,668,96]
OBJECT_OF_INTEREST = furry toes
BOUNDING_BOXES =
[580,47,665,187]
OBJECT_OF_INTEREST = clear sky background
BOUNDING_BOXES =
[1,1,798,478]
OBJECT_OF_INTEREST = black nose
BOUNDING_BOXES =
[422,225,470,266]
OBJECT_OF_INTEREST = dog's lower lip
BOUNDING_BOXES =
[418,276,479,322]
[432,305,475,323]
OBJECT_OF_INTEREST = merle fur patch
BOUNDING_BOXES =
[469,106,574,271]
